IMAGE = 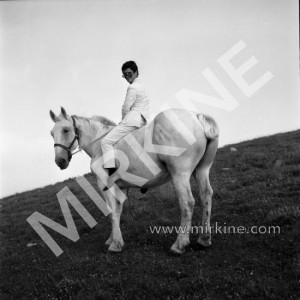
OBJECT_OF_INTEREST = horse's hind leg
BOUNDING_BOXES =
[194,167,213,247]
[170,173,195,255]
[194,139,218,247]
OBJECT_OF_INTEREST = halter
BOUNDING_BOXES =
[54,116,115,162]
[54,116,79,162]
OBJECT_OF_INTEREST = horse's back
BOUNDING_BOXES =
[113,109,215,187]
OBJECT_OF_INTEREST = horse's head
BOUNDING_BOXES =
[49,107,79,170]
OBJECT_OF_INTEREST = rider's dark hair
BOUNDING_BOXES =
[122,61,139,76]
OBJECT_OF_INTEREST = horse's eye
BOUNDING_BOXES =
[63,129,69,134]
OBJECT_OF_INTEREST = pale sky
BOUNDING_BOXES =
[1,0,299,198]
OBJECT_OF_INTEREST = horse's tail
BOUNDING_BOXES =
[194,113,219,173]
[197,113,219,140]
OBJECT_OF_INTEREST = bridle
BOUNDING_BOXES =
[54,116,79,162]
[53,116,114,162]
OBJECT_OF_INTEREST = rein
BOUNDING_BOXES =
[54,116,114,161]
[71,127,114,156]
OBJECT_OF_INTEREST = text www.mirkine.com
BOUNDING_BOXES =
[149,223,281,235]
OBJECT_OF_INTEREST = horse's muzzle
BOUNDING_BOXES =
[57,158,68,170]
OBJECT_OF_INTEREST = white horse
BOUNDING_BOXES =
[50,107,219,254]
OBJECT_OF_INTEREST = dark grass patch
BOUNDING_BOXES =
[1,130,300,299]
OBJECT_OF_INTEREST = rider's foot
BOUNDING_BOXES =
[103,168,117,191]
[107,168,117,176]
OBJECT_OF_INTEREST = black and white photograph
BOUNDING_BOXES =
[0,0,299,299]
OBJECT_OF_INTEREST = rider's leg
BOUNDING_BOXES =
[101,124,139,190]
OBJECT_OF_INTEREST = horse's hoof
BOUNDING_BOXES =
[170,244,185,255]
[197,237,212,247]
[108,241,123,253]
[105,237,113,246]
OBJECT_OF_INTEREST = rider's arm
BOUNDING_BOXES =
[122,86,137,119]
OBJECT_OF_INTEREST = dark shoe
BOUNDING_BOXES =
[140,187,148,194]
[103,168,117,191]
[107,168,117,176]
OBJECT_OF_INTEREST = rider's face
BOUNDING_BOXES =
[122,68,138,84]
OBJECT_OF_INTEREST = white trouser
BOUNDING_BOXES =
[101,124,139,168]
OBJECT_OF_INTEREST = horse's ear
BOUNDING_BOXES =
[50,110,59,122]
[61,107,68,119]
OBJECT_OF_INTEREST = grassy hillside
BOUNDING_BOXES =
[1,130,299,299]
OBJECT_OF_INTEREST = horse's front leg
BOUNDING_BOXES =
[95,178,113,245]
[106,191,125,252]
[96,178,126,252]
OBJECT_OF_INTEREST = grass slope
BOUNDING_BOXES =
[1,130,299,299]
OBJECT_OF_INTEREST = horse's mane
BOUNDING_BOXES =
[92,116,116,126]
[72,115,116,126]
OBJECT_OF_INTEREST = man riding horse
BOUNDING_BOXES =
[101,61,150,191]
[49,62,219,254]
